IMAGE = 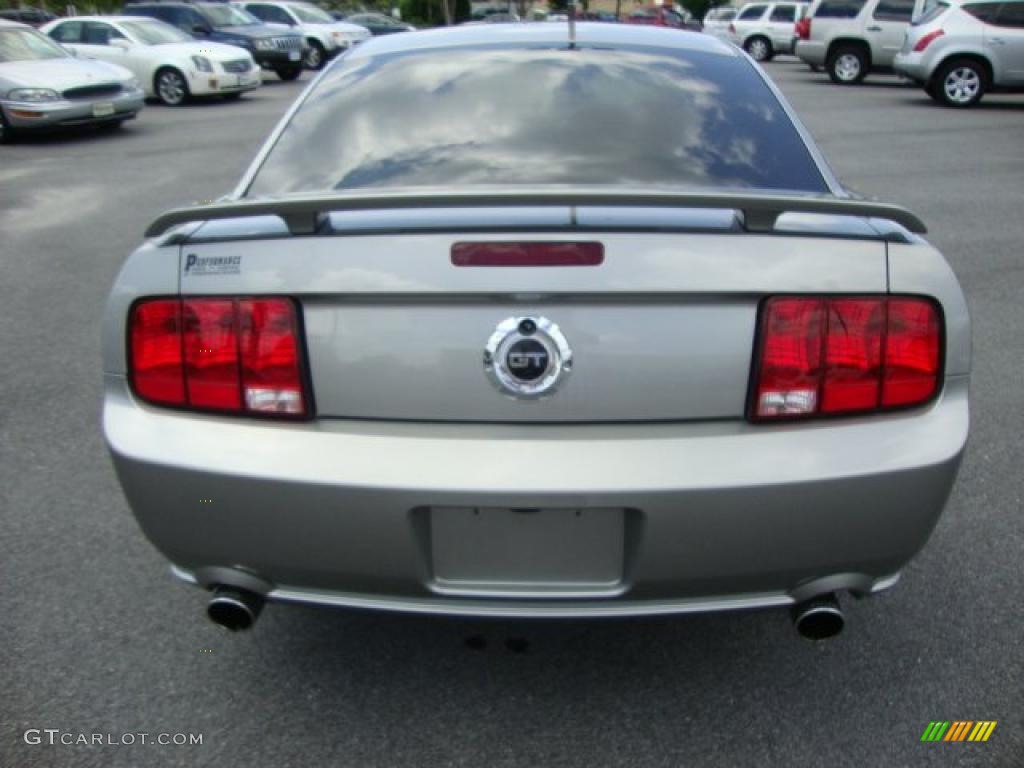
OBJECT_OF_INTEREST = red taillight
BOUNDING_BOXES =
[913,29,944,52]
[451,242,604,267]
[796,18,810,40]
[183,298,240,410]
[129,297,309,418]
[752,296,941,421]
[130,299,184,405]
[882,298,941,408]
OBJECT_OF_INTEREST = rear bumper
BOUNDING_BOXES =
[796,40,827,66]
[1,88,144,129]
[893,52,930,83]
[104,374,969,618]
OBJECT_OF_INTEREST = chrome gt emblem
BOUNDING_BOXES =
[483,316,573,399]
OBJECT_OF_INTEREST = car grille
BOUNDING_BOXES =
[273,36,303,51]
[63,83,123,100]
[222,59,252,74]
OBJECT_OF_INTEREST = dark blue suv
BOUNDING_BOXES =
[123,1,307,80]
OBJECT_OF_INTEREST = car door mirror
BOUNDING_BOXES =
[192,23,212,35]
[110,38,132,50]
[62,44,79,56]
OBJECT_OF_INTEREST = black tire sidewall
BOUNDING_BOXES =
[304,41,326,70]
[155,68,189,106]
[274,66,302,81]
[935,59,986,108]
[745,36,772,62]
[828,46,867,85]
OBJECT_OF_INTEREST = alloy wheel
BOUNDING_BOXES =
[834,53,862,82]
[304,45,323,69]
[746,38,770,62]
[943,67,981,106]
[157,70,187,106]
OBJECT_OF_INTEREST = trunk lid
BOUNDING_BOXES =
[178,211,887,423]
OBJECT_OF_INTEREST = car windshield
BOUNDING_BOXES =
[202,5,260,27]
[0,26,67,61]
[247,45,828,197]
[121,19,193,45]
[289,4,334,23]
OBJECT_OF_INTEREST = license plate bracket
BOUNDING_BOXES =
[430,507,625,593]
[92,102,115,118]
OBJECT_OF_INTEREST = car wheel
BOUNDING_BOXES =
[304,40,326,70]
[274,65,303,81]
[0,109,12,144]
[827,45,867,85]
[155,67,189,106]
[934,58,986,108]
[744,36,773,62]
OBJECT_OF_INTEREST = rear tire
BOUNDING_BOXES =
[827,45,868,85]
[154,67,189,106]
[933,58,986,107]
[274,65,303,81]
[744,35,773,62]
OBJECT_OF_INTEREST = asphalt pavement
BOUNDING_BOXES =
[1,61,1022,768]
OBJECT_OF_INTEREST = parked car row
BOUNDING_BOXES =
[1,0,404,140]
[707,0,1022,106]
[0,18,144,142]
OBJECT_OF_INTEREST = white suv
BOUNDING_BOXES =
[234,1,370,69]
[729,2,810,61]
[796,0,929,82]
[895,0,1024,106]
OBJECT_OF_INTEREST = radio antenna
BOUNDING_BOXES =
[568,1,577,50]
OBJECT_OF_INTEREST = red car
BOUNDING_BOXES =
[623,6,700,30]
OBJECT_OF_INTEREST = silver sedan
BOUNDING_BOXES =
[0,18,144,141]
[103,23,970,640]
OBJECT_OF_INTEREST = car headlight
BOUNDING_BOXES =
[254,39,275,51]
[124,77,141,91]
[191,55,213,73]
[6,87,60,103]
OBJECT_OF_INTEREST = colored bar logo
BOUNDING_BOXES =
[921,721,997,742]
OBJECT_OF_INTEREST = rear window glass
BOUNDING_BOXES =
[962,2,1000,22]
[247,45,828,197]
[994,2,1024,26]
[814,0,867,17]
[912,0,948,24]
[738,4,768,20]
[872,0,914,21]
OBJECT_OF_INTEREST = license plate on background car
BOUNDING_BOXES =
[430,507,625,592]
[288,51,300,61]
[92,102,115,118]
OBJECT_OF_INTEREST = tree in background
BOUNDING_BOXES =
[678,0,722,22]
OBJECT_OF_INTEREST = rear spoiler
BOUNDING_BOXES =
[144,188,927,239]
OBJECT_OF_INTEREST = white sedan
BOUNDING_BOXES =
[41,16,260,106]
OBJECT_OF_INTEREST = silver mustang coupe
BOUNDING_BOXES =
[103,23,970,639]
[0,18,144,141]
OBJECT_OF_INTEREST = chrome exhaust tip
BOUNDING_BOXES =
[792,593,844,640]
[207,586,264,631]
